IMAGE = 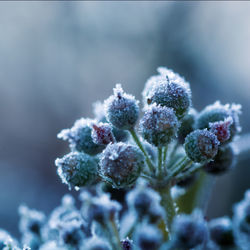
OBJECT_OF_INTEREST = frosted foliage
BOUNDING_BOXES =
[209,116,233,143]
[142,67,190,106]
[140,104,179,146]
[55,152,98,189]
[99,142,144,188]
[57,118,104,155]
[104,84,139,130]
[185,129,220,163]
[91,122,115,145]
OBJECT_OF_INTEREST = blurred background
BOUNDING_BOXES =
[0,1,249,237]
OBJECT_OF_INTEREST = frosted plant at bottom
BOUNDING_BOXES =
[1,67,249,250]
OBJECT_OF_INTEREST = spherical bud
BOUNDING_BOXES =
[184,129,220,163]
[203,145,235,175]
[209,217,235,247]
[104,84,139,130]
[209,117,233,144]
[140,104,179,147]
[99,142,144,188]
[178,108,197,144]
[172,210,208,249]
[121,238,133,250]
[134,224,162,250]
[93,101,129,142]
[55,152,99,189]
[86,193,121,225]
[91,122,115,145]
[142,67,190,108]
[126,183,161,219]
[18,205,46,236]
[57,118,105,155]
[145,76,191,118]
[195,101,242,142]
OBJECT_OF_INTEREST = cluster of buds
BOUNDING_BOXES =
[1,67,248,250]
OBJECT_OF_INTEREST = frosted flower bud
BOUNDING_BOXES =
[55,152,99,189]
[184,129,220,163]
[142,67,190,108]
[0,230,13,250]
[140,104,179,147]
[172,209,208,249]
[93,101,129,142]
[18,205,46,236]
[57,118,105,155]
[126,183,161,219]
[209,217,235,247]
[196,101,242,142]
[209,117,233,144]
[104,84,139,130]
[134,224,162,250]
[178,108,197,144]
[203,145,235,175]
[99,142,144,188]
[86,193,121,225]
[146,77,191,118]
[91,122,115,145]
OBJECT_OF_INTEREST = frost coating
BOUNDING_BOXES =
[143,68,191,118]
[104,84,139,130]
[99,142,144,188]
[140,104,179,147]
[55,152,99,189]
[84,236,111,250]
[196,101,242,142]
[171,209,208,249]
[57,118,105,155]
[93,101,129,142]
[142,67,190,107]
[209,116,233,143]
[185,129,220,163]
[91,122,115,145]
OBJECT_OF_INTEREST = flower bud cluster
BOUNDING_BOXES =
[0,66,246,250]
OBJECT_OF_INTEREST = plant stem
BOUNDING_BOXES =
[129,128,155,174]
[158,185,176,239]
[163,145,168,167]
[109,218,122,250]
[158,147,163,176]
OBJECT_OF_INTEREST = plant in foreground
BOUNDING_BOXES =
[1,67,249,250]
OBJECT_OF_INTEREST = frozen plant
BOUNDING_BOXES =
[1,67,249,250]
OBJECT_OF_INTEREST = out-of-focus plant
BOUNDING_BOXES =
[1,67,249,250]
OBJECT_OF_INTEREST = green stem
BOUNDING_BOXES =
[169,141,179,160]
[163,145,168,167]
[109,218,122,250]
[169,156,193,177]
[177,170,207,214]
[129,129,155,174]
[158,147,163,176]
[158,186,176,239]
